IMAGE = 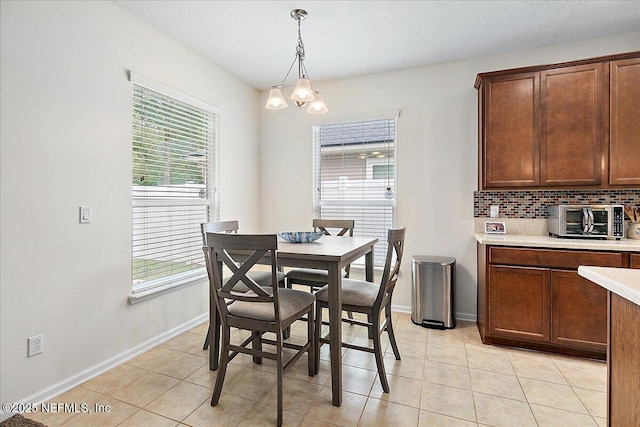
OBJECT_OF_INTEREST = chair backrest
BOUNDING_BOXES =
[312,219,354,237]
[375,226,406,308]
[203,233,280,324]
[201,221,240,245]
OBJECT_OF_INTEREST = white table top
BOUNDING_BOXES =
[578,266,640,306]
[475,233,640,252]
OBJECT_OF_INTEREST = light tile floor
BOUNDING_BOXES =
[28,311,607,427]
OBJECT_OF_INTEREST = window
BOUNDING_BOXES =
[130,72,219,295]
[313,117,397,267]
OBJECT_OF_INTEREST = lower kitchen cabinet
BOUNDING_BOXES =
[477,244,631,359]
[632,254,640,269]
[489,266,550,342]
[551,270,607,351]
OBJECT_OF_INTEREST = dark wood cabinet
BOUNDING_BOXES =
[551,270,607,351]
[631,254,640,269]
[477,244,633,359]
[476,52,640,190]
[540,64,604,186]
[482,74,538,188]
[489,266,550,342]
[609,57,640,185]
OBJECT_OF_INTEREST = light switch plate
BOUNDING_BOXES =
[490,205,500,218]
[79,206,92,224]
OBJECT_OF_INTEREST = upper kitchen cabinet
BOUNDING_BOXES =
[610,57,640,186]
[539,63,604,186]
[476,52,640,190]
[480,73,539,188]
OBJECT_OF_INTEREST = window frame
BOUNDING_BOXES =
[128,71,220,302]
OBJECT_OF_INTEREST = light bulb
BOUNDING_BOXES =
[291,78,315,103]
[307,92,328,114]
[265,87,288,110]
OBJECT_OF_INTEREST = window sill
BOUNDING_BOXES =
[128,272,208,304]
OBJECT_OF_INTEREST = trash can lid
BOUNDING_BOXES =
[411,255,456,265]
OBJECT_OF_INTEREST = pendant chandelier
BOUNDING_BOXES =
[265,9,328,114]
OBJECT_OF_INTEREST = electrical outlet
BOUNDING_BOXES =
[490,205,500,218]
[28,334,43,357]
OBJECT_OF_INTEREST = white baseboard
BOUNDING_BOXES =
[391,304,411,313]
[392,305,477,323]
[455,312,477,322]
[1,313,208,422]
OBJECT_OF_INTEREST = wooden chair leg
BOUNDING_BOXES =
[211,315,221,370]
[372,322,390,393]
[314,303,322,375]
[385,305,401,360]
[203,325,210,350]
[252,331,263,364]
[211,326,230,406]
[307,307,315,376]
[276,333,284,427]
[367,313,374,339]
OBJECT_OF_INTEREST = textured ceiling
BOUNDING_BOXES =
[116,1,640,90]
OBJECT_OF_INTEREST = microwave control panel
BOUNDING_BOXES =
[613,206,624,238]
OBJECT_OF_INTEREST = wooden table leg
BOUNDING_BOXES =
[328,263,342,407]
[365,247,374,282]
[365,246,375,338]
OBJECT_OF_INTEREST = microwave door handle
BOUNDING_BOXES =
[582,208,590,234]
[588,209,595,233]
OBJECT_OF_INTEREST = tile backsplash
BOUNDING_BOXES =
[474,189,640,219]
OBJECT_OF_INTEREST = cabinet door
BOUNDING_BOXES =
[610,57,640,185]
[489,266,550,342]
[631,254,640,269]
[551,270,607,351]
[482,73,539,188]
[540,63,605,186]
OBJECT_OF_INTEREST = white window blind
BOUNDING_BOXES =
[313,118,397,267]
[131,74,219,294]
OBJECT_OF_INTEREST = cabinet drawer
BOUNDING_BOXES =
[632,254,640,269]
[488,246,625,269]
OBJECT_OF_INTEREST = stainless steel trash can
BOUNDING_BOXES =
[411,256,456,329]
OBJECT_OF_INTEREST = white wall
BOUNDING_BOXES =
[0,1,259,407]
[258,32,640,320]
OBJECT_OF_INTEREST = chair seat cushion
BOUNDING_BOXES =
[224,270,286,293]
[286,268,348,284]
[228,288,315,322]
[315,278,380,307]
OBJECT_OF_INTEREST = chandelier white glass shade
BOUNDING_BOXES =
[265,9,328,114]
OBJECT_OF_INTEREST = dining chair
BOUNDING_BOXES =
[286,219,355,318]
[203,232,315,426]
[314,226,406,393]
[201,221,286,350]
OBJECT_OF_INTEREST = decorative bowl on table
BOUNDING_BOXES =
[277,231,324,243]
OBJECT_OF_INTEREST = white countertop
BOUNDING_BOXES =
[578,266,640,306]
[475,233,640,252]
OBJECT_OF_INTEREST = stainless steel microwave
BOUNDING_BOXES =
[548,205,625,240]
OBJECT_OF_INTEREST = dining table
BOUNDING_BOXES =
[207,234,378,407]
